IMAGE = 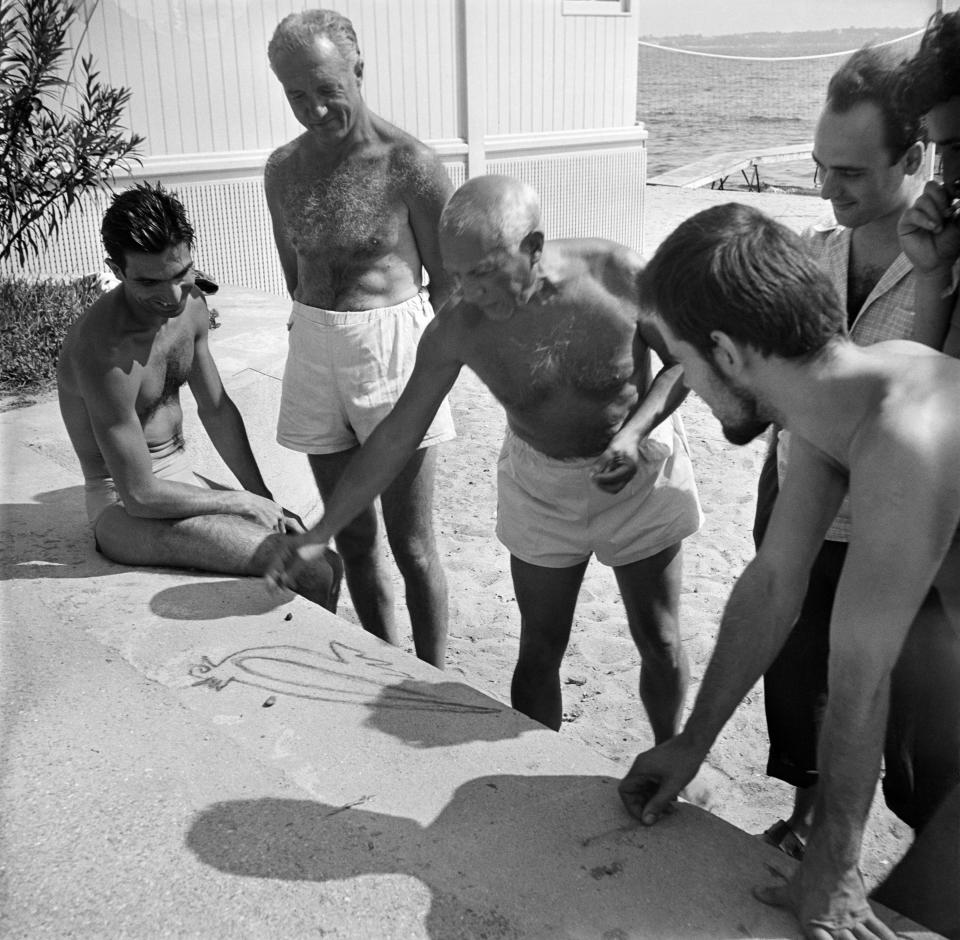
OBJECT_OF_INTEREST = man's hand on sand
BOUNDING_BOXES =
[264,534,331,592]
[618,736,705,825]
[754,853,898,940]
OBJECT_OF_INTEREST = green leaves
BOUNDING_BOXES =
[0,0,144,266]
[0,274,103,391]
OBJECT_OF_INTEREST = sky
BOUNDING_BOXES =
[638,0,947,36]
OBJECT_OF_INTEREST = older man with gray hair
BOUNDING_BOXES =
[265,9,456,666]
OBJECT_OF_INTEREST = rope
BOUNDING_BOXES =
[637,29,925,63]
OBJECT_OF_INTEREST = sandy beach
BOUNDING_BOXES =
[327,186,912,888]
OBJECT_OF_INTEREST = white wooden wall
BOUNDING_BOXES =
[68,0,639,168]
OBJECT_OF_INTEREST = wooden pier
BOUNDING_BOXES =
[648,143,813,191]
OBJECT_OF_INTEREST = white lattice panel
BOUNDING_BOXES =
[487,147,646,255]
[1,151,638,291]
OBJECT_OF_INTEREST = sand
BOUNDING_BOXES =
[326,186,913,888]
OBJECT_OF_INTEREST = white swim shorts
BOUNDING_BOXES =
[496,413,703,568]
[276,289,456,454]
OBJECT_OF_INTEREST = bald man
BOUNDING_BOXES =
[265,175,703,753]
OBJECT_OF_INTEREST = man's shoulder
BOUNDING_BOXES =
[382,128,446,178]
[57,291,121,390]
[552,237,640,266]
[265,138,306,181]
[551,238,643,294]
[61,289,113,349]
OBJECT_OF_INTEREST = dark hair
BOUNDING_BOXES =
[101,182,194,271]
[896,10,960,119]
[639,203,845,360]
[268,9,361,70]
[826,46,920,161]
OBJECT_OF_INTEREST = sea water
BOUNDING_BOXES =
[636,32,924,192]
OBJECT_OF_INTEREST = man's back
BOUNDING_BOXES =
[846,342,960,531]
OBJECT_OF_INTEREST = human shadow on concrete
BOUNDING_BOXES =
[364,678,524,746]
[186,777,798,939]
[149,577,293,619]
[0,486,117,580]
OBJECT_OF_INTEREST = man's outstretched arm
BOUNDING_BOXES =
[619,438,846,821]
[265,321,463,588]
[756,430,957,937]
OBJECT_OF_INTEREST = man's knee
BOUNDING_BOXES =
[387,526,441,577]
[93,506,155,565]
[332,510,380,563]
[516,622,570,672]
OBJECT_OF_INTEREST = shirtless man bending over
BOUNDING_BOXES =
[620,203,960,940]
[57,182,340,610]
[266,175,703,750]
[265,9,455,665]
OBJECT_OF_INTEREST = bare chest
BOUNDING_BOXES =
[465,307,640,414]
[135,328,194,422]
[279,153,406,261]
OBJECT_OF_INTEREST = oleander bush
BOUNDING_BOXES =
[0,275,103,392]
[1,0,143,265]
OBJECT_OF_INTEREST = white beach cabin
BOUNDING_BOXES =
[9,0,647,295]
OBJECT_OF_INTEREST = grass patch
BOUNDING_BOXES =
[0,275,103,394]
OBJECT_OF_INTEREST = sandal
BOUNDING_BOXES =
[759,819,806,861]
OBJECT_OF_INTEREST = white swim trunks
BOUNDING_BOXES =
[496,413,703,568]
[276,289,456,454]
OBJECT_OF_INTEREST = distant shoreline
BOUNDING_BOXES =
[639,25,924,58]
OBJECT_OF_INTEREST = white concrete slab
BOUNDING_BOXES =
[0,346,937,938]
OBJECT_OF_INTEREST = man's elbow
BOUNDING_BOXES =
[119,490,165,519]
[118,479,177,519]
[740,552,805,627]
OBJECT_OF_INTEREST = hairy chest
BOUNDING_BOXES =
[134,328,194,422]
[278,152,406,261]
[466,307,640,413]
